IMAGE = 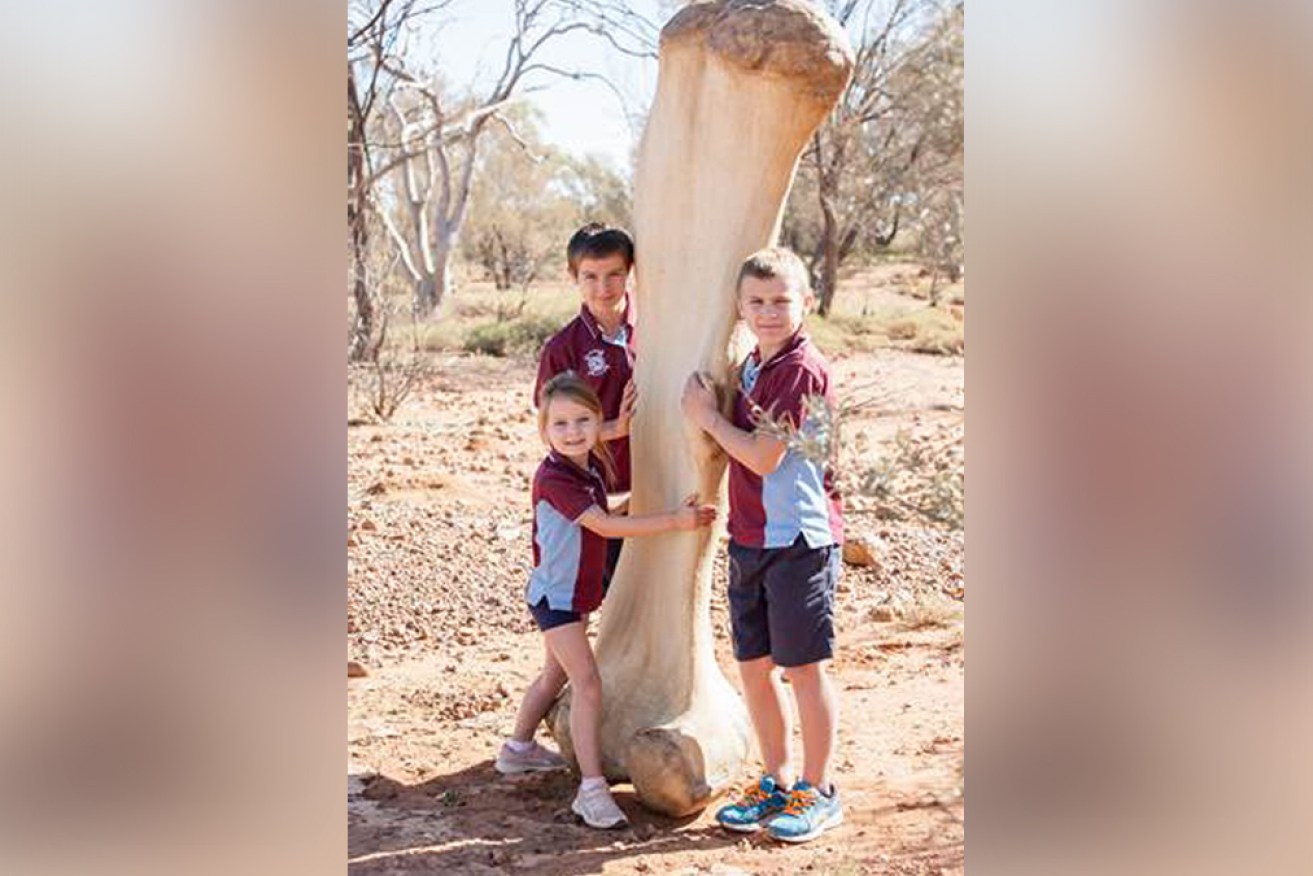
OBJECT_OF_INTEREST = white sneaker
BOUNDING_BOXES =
[495,740,567,774]
[571,782,628,829]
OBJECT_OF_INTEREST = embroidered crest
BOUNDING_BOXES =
[584,348,609,377]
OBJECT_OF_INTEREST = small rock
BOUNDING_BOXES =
[843,536,879,568]
[347,661,368,678]
[870,604,896,623]
[360,519,377,532]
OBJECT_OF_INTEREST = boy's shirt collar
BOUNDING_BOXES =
[748,329,809,373]
[579,296,633,343]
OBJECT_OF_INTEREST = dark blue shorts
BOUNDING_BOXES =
[727,535,839,667]
[602,538,623,595]
[528,597,582,632]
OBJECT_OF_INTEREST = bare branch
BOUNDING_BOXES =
[493,114,547,163]
[518,63,634,117]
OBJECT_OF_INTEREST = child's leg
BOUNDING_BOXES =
[510,640,568,742]
[762,539,840,791]
[543,621,604,778]
[738,655,794,787]
[785,660,838,790]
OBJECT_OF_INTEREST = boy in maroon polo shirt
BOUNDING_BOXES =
[681,247,844,843]
[534,223,638,588]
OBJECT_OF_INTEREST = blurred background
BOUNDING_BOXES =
[0,0,1308,873]
[345,4,966,874]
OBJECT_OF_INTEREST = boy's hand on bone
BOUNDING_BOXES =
[619,378,637,424]
[680,372,718,430]
[675,493,717,530]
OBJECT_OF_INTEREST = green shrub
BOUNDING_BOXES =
[463,322,514,356]
[461,314,562,357]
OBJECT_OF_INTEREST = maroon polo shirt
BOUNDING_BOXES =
[525,452,610,614]
[727,331,844,550]
[534,302,635,491]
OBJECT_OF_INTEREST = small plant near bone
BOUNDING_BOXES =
[749,391,963,531]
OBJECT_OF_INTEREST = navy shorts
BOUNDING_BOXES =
[528,597,583,632]
[727,535,840,667]
[602,538,623,595]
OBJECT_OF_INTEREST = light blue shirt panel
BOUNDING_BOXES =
[762,451,837,549]
[526,500,582,610]
[603,325,629,348]
[741,357,762,394]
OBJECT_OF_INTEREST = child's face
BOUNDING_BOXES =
[738,275,809,349]
[572,253,630,322]
[543,395,601,463]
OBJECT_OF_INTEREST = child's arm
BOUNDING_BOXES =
[680,373,788,477]
[576,493,714,539]
[599,378,637,441]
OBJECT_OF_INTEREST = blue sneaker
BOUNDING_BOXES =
[767,781,844,843]
[714,775,790,832]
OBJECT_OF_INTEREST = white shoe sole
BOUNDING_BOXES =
[717,817,769,833]
[769,809,844,843]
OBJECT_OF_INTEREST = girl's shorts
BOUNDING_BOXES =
[528,597,583,632]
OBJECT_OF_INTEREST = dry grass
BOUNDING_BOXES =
[358,262,964,360]
[896,596,962,631]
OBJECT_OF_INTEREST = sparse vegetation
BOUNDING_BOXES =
[850,426,964,530]
[461,315,561,357]
[355,262,962,361]
[747,379,964,533]
[348,321,432,425]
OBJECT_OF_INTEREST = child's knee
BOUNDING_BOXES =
[536,672,566,700]
[783,661,827,686]
[543,661,568,689]
[738,655,776,681]
[571,668,603,703]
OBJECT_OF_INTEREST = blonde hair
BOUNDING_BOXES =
[537,372,617,485]
[736,246,811,297]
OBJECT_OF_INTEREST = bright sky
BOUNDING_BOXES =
[409,1,665,176]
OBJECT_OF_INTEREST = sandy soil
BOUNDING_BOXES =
[347,346,964,875]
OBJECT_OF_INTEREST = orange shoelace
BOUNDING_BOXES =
[782,786,818,816]
[737,784,771,807]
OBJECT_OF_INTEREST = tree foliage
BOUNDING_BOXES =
[458,105,631,296]
[782,0,964,313]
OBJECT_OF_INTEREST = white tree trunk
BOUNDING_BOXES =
[550,0,852,817]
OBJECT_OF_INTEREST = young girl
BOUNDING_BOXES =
[496,373,715,829]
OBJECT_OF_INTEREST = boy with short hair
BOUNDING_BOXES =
[680,246,844,843]
[535,223,638,586]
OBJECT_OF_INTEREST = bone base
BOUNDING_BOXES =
[548,695,750,817]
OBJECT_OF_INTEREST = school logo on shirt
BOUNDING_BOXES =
[584,348,609,377]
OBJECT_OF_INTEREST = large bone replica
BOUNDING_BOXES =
[550,0,853,817]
